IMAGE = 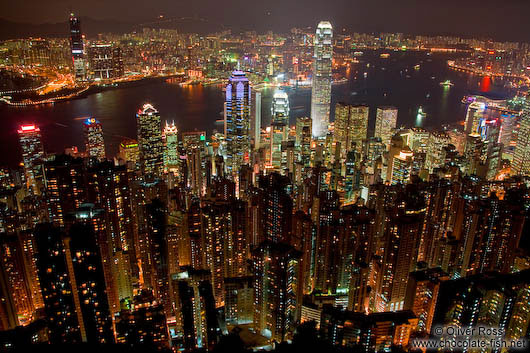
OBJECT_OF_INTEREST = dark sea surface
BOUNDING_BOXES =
[0,50,516,168]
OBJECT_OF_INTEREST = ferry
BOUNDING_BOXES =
[417,106,427,120]
[440,80,454,87]
[380,53,390,59]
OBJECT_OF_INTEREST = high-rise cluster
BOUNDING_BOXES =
[1,20,530,353]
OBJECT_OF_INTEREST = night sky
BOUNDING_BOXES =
[1,0,530,41]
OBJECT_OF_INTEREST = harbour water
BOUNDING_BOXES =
[0,50,514,168]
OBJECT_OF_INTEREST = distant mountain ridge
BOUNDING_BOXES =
[1,16,529,43]
[0,16,225,40]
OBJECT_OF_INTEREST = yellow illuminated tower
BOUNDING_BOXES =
[334,103,369,157]
[253,241,301,341]
[375,107,398,150]
[512,104,530,175]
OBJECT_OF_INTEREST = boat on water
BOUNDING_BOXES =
[414,64,420,70]
[461,95,477,104]
[332,78,348,85]
[380,53,390,58]
[417,106,427,120]
[440,80,454,87]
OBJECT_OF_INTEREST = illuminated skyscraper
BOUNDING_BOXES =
[224,276,253,325]
[83,118,105,162]
[115,290,169,349]
[463,134,483,175]
[295,117,312,168]
[43,155,88,227]
[311,21,333,138]
[202,199,247,307]
[224,70,251,176]
[69,14,86,81]
[313,190,344,293]
[512,105,530,175]
[270,123,288,172]
[136,104,164,178]
[432,270,530,344]
[17,124,44,194]
[334,103,369,157]
[374,107,398,149]
[252,91,262,150]
[258,173,293,244]
[176,269,220,350]
[162,121,180,174]
[253,241,301,341]
[88,44,123,80]
[505,283,530,342]
[403,268,445,334]
[0,234,35,328]
[464,101,486,135]
[118,138,139,171]
[271,90,290,125]
[86,162,136,309]
[390,148,414,185]
[182,131,207,196]
[34,222,113,343]
[377,189,424,312]
[269,90,290,171]
[34,224,80,343]
[0,256,18,331]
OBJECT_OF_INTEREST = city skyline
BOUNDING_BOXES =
[2,1,530,42]
[0,8,530,353]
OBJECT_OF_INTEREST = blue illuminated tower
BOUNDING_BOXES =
[224,70,251,176]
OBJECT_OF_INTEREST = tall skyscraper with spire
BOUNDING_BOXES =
[224,70,251,176]
[69,13,87,81]
[311,21,333,138]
